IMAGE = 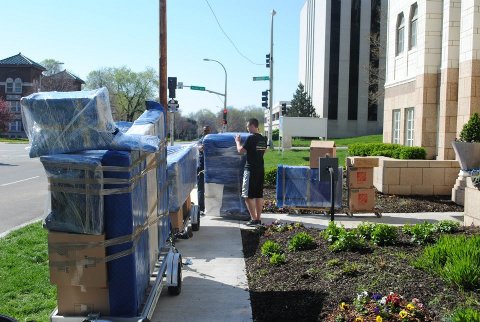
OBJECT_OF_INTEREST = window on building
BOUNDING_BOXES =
[6,78,13,93]
[9,120,22,132]
[405,107,415,146]
[8,101,21,113]
[392,109,401,144]
[396,13,405,55]
[409,3,418,49]
[14,78,22,94]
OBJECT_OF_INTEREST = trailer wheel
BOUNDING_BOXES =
[192,212,200,231]
[168,261,182,296]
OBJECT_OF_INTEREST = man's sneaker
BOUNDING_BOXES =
[245,220,261,226]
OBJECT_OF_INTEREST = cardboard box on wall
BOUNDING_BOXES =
[347,157,379,168]
[56,285,109,316]
[348,167,374,188]
[310,141,336,168]
[48,232,107,287]
[349,188,376,211]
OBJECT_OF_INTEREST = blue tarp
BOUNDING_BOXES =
[167,144,198,212]
[203,133,251,219]
[276,165,343,208]
[21,88,160,157]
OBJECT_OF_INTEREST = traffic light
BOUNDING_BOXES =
[266,54,270,68]
[168,77,177,98]
[262,90,269,108]
[281,103,287,115]
[222,108,227,125]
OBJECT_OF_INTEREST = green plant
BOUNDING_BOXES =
[356,222,375,240]
[330,229,367,252]
[434,220,460,234]
[264,167,277,186]
[403,222,436,245]
[272,128,279,140]
[269,253,286,265]
[327,258,343,267]
[415,235,480,291]
[342,262,361,276]
[448,307,480,322]
[261,240,283,257]
[473,173,480,189]
[321,221,345,243]
[371,224,397,246]
[459,112,480,143]
[288,232,316,251]
[348,143,426,160]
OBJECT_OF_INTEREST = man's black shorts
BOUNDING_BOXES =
[241,168,264,198]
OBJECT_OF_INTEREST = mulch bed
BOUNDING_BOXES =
[242,225,480,322]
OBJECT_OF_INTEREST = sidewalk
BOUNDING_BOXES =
[150,189,463,321]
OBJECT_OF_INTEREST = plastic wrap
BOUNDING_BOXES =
[203,133,251,219]
[115,121,133,133]
[41,101,169,317]
[21,88,160,157]
[276,165,343,208]
[166,144,198,212]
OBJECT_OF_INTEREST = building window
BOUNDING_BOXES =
[14,78,22,94]
[6,78,13,93]
[409,3,418,49]
[405,107,415,146]
[392,109,401,144]
[396,13,405,55]
[8,101,21,113]
[9,120,22,132]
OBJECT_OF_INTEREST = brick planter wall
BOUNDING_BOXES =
[465,177,480,226]
[373,157,460,196]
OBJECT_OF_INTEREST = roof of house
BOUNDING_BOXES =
[0,53,46,71]
[45,70,85,84]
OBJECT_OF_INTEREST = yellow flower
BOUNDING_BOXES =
[376,316,383,322]
[355,318,364,322]
[340,302,349,310]
[406,303,415,310]
[399,310,408,318]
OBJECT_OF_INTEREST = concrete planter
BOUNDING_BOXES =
[451,141,480,170]
[465,177,480,227]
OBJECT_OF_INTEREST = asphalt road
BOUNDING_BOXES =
[0,143,47,236]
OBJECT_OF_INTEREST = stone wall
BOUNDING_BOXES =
[373,157,460,195]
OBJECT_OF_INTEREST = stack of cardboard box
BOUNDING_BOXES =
[347,157,379,211]
[309,141,336,169]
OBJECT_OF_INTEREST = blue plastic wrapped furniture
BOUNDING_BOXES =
[276,165,343,208]
[21,88,160,157]
[166,144,198,212]
[41,101,169,317]
[203,133,251,219]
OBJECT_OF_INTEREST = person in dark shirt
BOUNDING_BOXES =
[235,118,267,226]
[197,125,211,215]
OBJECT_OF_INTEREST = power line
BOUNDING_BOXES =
[204,0,263,66]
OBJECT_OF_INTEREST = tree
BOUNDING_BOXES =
[85,67,158,122]
[40,58,64,76]
[289,83,316,117]
[0,98,13,134]
[190,109,217,135]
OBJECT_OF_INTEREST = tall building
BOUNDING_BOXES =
[0,53,45,138]
[299,0,387,138]
[383,0,479,160]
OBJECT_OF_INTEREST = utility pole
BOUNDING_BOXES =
[159,0,167,109]
[268,9,276,149]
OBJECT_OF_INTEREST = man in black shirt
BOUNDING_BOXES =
[235,118,267,226]
[197,125,211,215]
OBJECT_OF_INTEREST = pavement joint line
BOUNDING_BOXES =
[0,175,40,187]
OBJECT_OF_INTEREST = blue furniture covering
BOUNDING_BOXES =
[166,144,198,212]
[40,101,169,317]
[276,165,343,208]
[21,88,160,157]
[203,133,251,219]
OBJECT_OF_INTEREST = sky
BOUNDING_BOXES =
[0,0,305,117]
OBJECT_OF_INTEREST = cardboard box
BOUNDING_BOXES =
[310,141,336,168]
[48,232,107,287]
[169,208,184,230]
[348,167,374,188]
[56,285,109,316]
[349,188,376,211]
[347,157,379,168]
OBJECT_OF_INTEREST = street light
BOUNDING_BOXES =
[203,58,227,132]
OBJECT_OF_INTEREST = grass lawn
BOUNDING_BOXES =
[272,134,382,148]
[0,138,29,144]
[0,223,56,321]
[265,148,348,170]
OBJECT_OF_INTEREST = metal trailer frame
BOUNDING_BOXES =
[175,202,200,240]
[50,245,182,322]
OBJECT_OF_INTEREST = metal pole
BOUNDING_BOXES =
[203,58,227,132]
[268,9,276,149]
[159,0,167,109]
[170,111,174,146]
